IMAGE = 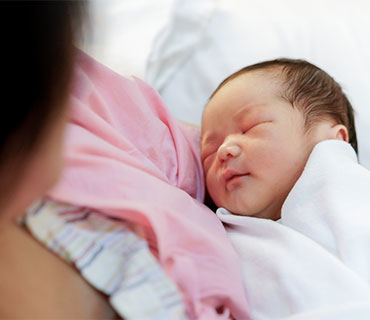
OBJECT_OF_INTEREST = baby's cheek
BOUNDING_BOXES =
[253,141,286,169]
[206,173,222,206]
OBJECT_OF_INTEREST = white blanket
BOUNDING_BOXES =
[217,140,370,320]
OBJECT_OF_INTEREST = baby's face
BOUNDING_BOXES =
[201,71,317,220]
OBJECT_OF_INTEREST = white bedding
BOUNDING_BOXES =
[217,140,370,319]
[80,0,174,79]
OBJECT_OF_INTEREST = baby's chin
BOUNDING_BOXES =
[217,198,269,218]
[223,202,282,220]
[226,207,252,216]
[210,190,260,216]
[215,199,251,216]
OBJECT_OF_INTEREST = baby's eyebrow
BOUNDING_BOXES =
[233,103,265,122]
[232,105,252,122]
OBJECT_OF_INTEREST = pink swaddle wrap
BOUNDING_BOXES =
[48,50,249,319]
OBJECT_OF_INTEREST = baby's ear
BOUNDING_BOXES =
[311,122,349,145]
[332,124,349,142]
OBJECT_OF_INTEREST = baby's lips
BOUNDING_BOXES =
[222,169,247,182]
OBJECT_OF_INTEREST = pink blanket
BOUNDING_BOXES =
[49,50,249,319]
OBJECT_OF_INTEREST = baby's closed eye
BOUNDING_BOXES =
[241,120,273,135]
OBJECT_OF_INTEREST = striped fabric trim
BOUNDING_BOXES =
[25,200,187,320]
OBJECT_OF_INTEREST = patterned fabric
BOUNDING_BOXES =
[25,199,187,320]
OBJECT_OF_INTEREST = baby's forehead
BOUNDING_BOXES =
[211,68,285,101]
[205,69,285,115]
[236,68,286,93]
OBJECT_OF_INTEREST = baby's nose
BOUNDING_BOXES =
[217,142,241,162]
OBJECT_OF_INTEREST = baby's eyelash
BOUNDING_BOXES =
[241,120,272,133]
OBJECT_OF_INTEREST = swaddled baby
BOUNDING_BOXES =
[200,58,357,220]
[200,59,370,319]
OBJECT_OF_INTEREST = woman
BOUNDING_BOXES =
[0,2,118,317]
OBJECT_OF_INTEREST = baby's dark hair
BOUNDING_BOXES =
[211,58,358,153]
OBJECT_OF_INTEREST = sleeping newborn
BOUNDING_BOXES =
[200,58,356,220]
[200,59,370,319]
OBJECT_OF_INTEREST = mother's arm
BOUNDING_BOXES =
[0,221,119,319]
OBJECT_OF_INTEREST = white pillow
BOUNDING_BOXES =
[80,0,174,79]
[146,0,370,169]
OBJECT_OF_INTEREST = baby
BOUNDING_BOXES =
[200,59,370,319]
[200,58,357,220]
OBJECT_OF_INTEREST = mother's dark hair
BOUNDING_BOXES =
[0,1,85,199]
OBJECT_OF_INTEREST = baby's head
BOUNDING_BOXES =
[201,58,357,220]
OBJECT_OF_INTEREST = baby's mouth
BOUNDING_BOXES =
[226,173,248,183]
[222,170,250,187]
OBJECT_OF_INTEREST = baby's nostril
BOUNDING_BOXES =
[228,145,241,157]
